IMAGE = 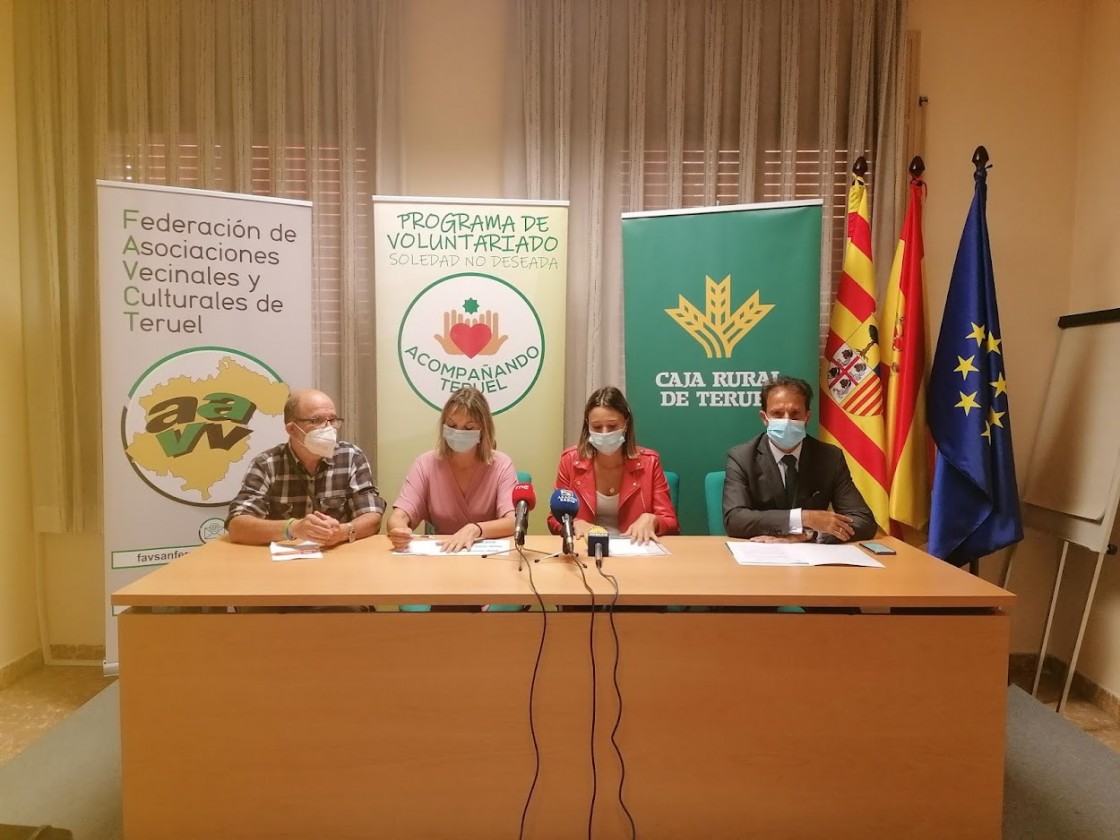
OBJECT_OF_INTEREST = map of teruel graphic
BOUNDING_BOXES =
[125,357,288,500]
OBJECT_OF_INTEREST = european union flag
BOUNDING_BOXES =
[927,161,1023,565]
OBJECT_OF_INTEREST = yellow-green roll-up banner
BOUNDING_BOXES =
[372,197,568,532]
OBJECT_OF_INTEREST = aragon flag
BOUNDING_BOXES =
[882,169,931,532]
[819,164,890,532]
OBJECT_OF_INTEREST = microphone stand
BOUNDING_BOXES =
[481,545,561,572]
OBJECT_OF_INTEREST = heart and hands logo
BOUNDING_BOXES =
[398,273,545,414]
[433,297,509,358]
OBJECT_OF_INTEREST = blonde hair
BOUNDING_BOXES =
[436,387,496,463]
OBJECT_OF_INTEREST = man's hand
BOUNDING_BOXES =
[749,533,813,543]
[623,513,658,545]
[293,512,341,545]
[802,510,855,542]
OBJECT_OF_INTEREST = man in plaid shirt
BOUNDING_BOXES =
[227,389,385,546]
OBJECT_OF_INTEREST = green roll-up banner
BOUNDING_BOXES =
[622,201,823,534]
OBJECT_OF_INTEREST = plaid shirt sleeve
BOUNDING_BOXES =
[226,452,276,526]
[347,446,386,517]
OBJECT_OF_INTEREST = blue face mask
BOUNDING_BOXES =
[765,418,806,451]
[442,425,481,453]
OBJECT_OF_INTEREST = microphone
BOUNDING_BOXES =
[549,488,580,556]
[587,526,609,567]
[512,482,536,547]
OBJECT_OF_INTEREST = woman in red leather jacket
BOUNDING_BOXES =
[548,386,680,543]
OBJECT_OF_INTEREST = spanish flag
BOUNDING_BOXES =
[882,171,930,532]
[819,165,890,533]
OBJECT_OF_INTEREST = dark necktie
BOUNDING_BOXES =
[781,454,798,507]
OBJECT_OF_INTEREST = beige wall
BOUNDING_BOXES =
[0,0,40,671]
[1047,0,1120,696]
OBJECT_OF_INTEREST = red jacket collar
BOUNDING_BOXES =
[571,450,646,474]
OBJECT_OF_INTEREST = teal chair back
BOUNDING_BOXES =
[705,470,726,536]
[664,471,680,512]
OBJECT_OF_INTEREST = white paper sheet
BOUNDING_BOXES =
[393,538,512,556]
[269,541,324,562]
[605,538,671,557]
[726,541,884,568]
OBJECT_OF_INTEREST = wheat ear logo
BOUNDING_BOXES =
[665,275,773,358]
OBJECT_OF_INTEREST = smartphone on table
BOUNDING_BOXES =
[859,540,896,555]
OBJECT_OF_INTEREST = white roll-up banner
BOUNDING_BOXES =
[98,181,312,667]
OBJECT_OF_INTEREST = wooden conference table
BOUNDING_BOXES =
[112,535,1013,840]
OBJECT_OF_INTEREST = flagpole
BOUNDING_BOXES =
[968,146,989,578]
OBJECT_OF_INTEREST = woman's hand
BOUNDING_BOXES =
[572,519,594,540]
[623,513,659,545]
[388,527,414,551]
[441,522,483,553]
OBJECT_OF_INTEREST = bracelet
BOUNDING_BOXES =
[284,518,295,540]
[472,522,484,538]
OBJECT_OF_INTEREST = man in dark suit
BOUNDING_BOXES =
[723,375,875,543]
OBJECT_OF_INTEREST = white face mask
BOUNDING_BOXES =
[589,429,626,455]
[301,425,338,458]
[442,425,482,453]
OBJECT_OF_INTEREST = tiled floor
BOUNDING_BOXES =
[0,664,1116,767]
[0,665,116,765]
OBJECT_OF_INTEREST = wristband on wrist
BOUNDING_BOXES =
[284,518,295,540]
[472,522,484,538]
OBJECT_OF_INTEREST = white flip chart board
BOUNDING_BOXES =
[1022,309,1120,551]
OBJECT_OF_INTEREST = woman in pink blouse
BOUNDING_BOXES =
[387,387,516,552]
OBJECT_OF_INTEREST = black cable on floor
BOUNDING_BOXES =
[597,563,636,839]
[572,557,598,840]
[517,546,548,840]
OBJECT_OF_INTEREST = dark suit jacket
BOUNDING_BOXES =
[722,433,876,541]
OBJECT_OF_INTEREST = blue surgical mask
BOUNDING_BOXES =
[765,418,806,451]
[442,425,481,453]
[589,429,626,455]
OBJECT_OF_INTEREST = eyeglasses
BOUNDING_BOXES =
[294,416,344,429]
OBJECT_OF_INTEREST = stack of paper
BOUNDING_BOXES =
[607,538,670,557]
[269,541,324,562]
[726,541,884,568]
[393,539,511,556]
